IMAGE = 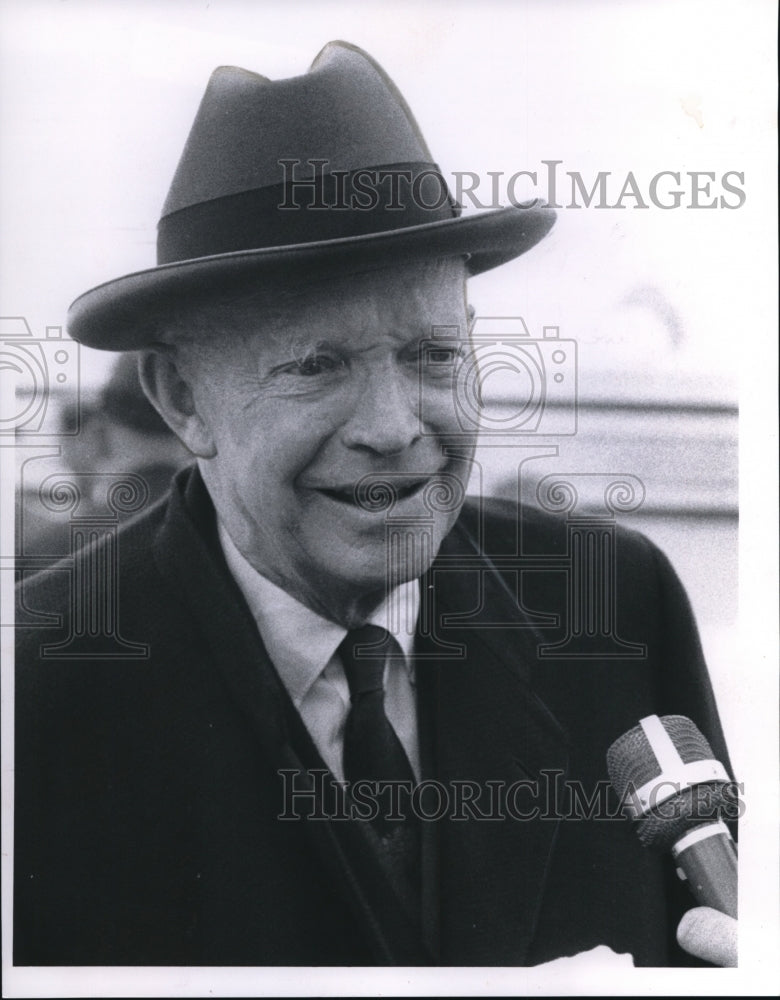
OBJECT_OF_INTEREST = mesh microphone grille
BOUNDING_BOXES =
[606,714,715,797]
[635,785,729,849]
[607,715,728,851]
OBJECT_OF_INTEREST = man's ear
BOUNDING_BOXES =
[137,349,216,458]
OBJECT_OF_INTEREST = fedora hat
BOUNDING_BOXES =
[68,40,555,350]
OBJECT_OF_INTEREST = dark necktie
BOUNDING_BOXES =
[339,624,422,918]
[339,625,417,838]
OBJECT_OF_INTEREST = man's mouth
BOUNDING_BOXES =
[317,478,428,507]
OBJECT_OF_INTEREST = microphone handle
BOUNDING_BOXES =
[672,822,738,919]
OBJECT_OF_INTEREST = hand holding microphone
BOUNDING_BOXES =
[607,714,738,966]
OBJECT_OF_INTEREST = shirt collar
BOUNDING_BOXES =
[217,522,419,708]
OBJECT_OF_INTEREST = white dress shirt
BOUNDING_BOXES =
[218,523,420,782]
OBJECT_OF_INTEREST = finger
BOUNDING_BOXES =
[677,905,737,967]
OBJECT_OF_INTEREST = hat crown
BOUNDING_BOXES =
[161,41,433,218]
[67,41,556,351]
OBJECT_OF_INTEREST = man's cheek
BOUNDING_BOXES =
[419,380,461,435]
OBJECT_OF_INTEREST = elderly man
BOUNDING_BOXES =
[14,42,735,968]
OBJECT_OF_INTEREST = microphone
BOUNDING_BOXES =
[606,714,737,919]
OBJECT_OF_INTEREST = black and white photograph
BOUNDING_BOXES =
[1,1,777,995]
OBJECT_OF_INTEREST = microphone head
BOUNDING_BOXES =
[607,715,731,850]
[607,715,714,791]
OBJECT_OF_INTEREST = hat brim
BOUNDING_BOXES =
[67,204,556,350]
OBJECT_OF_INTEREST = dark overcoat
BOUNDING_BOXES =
[14,467,732,966]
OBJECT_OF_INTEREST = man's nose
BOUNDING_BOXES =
[340,367,422,455]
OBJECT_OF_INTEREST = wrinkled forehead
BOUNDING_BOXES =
[280,258,469,343]
[163,257,469,356]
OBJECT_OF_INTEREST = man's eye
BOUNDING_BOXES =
[424,345,466,371]
[428,348,462,363]
[287,355,345,377]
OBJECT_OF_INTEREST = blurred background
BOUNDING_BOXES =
[2,0,777,776]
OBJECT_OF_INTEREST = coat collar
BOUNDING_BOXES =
[153,467,569,965]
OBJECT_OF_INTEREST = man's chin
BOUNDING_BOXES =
[329,516,455,575]
[310,546,435,607]
[320,557,425,594]
[295,508,462,620]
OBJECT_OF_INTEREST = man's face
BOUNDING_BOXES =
[184,259,474,621]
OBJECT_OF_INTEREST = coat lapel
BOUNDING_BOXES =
[417,512,570,964]
[152,468,432,964]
